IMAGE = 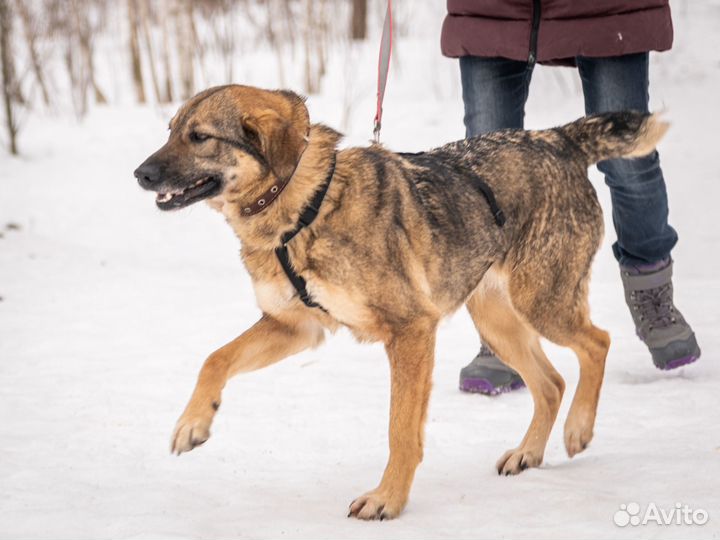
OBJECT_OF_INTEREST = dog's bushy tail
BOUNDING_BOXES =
[561,111,669,165]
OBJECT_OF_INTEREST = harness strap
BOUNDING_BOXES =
[274,154,336,310]
[473,178,506,227]
[275,244,322,309]
[400,151,507,228]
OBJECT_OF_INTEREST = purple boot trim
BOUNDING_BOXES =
[459,377,525,396]
[623,258,670,275]
[661,355,699,371]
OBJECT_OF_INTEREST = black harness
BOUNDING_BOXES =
[474,178,506,227]
[274,153,506,311]
[275,154,336,310]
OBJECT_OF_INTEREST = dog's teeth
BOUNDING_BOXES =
[156,180,210,204]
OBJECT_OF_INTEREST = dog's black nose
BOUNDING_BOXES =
[134,161,162,188]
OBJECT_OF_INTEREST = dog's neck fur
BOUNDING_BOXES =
[215,123,342,250]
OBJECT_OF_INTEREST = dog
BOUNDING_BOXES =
[134,84,667,520]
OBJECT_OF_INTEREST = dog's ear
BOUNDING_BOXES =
[241,107,308,184]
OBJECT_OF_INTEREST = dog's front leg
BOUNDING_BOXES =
[348,317,437,520]
[171,313,324,454]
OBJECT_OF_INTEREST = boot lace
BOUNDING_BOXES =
[631,284,677,331]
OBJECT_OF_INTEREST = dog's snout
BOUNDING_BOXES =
[134,161,162,188]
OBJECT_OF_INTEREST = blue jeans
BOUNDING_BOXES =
[459,53,678,266]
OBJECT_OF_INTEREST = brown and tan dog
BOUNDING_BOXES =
[134,85,667,520]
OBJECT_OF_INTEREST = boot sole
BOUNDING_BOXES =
[459,378,525,396]
[651,334,701,371]
[659,354,700,371]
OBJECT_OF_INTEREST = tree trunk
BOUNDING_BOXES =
[15,0,51,107]
[72,0,107,106]
[64,34,81,115]
[303,0,313,93]
[175,0,194,100]
[128,0,145,103]
[212,8,234,84]
[265,1,286,88]
[0,0,19,154]
[138,0,162,102]
[91,77,107,104]
[159,0,173,102]
[187,3,206,90]
[351,0,367,40]
[317,0,327,79]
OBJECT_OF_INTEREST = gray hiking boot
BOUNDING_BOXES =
[621,259,701,370]
[459,344,525,395]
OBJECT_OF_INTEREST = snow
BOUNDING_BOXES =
[1,3,719,539]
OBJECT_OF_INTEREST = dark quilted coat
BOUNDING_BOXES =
[441,1,673,64]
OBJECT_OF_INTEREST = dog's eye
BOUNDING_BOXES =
[189,131,210,143]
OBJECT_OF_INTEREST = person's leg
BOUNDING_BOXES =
[577,53,700,369]
[460,56,531,137]
[458,56,532,393]
[578,53,676,265]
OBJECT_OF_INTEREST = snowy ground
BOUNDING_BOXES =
[2,4,720,540]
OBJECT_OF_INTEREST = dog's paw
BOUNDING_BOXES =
[171,415,211,455]
[496,447,543,475]
[564,419,593,458]
[347,489,405,521]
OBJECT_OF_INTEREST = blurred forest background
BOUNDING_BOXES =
[0,0,404,155]
[0,0,700,157]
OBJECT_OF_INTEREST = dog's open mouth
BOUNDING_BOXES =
[155,176,222,210]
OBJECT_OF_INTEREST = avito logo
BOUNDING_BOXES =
[613,502,709,527]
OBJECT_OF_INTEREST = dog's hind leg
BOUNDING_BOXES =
[348,316,437,520]
[171,313,324,455]
[542,276,609,457]
[509,270,610,460]
[466,278,564,475]
[562,322,609,457]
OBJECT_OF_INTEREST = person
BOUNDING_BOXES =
[441,1,701,395]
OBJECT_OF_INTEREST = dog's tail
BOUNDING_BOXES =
[560,111,669,165]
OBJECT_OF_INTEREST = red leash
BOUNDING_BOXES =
[373,0,393,143]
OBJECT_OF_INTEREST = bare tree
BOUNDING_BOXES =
[0,0,19,154]
[138,0,162,102]
[173,0,195,99]
[351,0,367,40]
[279,0,297,46]
[62,23,82,114]
[15,0,51,107]
[159,0,173,102]
[303,0,315,93]
[0,0,357,128]
[207,1,236,83]
[128,0,145,103]
[51,0,108,116]
[71,0,107,106]
[45,0,83,114]
[303,0,327,94]
[263,0,286,87]
[317,0,329,80]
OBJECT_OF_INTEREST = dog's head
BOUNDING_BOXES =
[134,85,310,211]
